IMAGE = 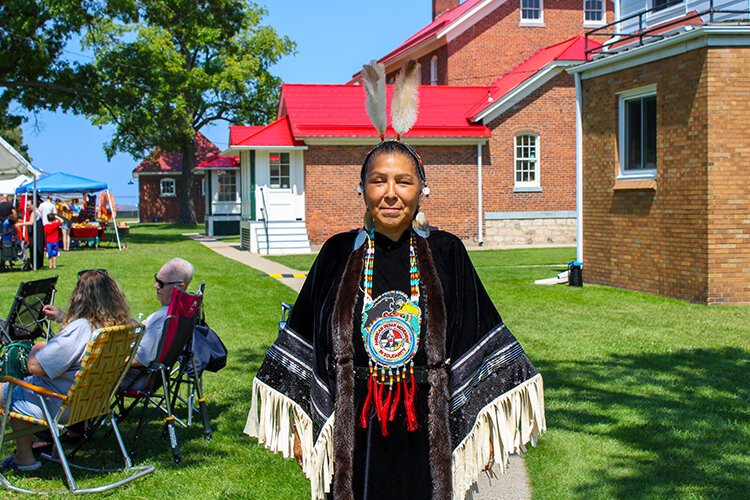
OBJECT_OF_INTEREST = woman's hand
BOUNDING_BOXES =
[42,305,65,323]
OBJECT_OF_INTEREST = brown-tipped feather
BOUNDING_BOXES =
[391,59,421,138]
[361,60,387,139]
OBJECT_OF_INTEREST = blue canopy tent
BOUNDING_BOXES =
[17,173,122,250]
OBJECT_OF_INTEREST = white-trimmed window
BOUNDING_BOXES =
[217,170,237,202]
[430,55,438,85]
[521,0,543,23]
[269,152,291,189]
[160,178,176,197]
[584,0,605,24]
[653,0,683,11]
[514,134,540,188]
[618,85,657,178]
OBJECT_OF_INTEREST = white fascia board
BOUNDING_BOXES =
[222,145,308,154]
[302,137,488,146]
[132,171,183,177]
[569,26,750,80]
[438,0,506,42]
[475,63,575,122]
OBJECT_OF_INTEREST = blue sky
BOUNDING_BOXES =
[19,1,433,204]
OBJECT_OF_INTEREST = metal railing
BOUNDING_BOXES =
[585,0,750,60]
[258,187,270,255]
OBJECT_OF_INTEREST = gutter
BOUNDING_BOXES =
[574,72,583,263]
[477,143,484,246]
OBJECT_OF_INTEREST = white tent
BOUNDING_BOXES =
[0,175,34,195]
[0,135,42,270]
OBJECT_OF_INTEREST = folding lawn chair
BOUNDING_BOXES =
[114,287,203,465]
[0,323,154,494]
[168,281,213,439]
[0,276,57,345]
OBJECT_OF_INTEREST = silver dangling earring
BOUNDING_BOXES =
[412,210,430,238]
[422,185,431,197]
[355,210,373,249]
[357,184,364,196]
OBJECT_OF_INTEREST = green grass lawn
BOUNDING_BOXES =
[0,230,747,498]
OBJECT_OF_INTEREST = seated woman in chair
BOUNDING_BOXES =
[0,269,131,471]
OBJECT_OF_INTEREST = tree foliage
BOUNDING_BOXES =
[85,0,295,223]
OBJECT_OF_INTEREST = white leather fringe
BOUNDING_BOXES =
[451,373,546,499]
[244,378,335,499]
[246,374,545,500]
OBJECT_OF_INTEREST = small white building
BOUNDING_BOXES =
[195,153,242,237]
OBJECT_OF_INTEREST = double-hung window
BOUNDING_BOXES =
[514,134,540,189]
[160,178,176,197]
[521,0,543,23]
[619,86,657,178]
[584,0,605,24]
[269,152,291,189]
[653,0,683,11]
[217,170,237,202]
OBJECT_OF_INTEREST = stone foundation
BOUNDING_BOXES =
[483,212,576,246]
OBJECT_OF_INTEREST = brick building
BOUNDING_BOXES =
[133,132,240,229]
[226,0,613,251]
[571,1,750,303]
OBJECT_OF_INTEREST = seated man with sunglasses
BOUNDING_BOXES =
[43,259,194,387]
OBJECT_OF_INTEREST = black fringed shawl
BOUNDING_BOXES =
[249,230,544,499]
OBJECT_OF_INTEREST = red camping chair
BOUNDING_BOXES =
[113,287,202,464]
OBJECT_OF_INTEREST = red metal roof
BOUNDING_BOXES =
[230,116,305,147]
[133,132,218,174]
[279,84,491,139]
[195,153,239,170]
[467,35,599,119]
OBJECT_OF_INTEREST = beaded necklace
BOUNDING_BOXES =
[359,226,421,435]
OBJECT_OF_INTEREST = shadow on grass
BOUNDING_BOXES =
[541,347,750,497]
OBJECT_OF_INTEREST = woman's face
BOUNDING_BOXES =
[363,152,421,239]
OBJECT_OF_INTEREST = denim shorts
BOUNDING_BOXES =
[3,382,44,420]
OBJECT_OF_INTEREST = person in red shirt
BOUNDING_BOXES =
[44,214,62,269]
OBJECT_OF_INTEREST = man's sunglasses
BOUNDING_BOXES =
[78,269,108,279]
[154,274,183,289]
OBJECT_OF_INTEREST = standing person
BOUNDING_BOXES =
[0,270,131,470]
[246,61,545,500]
[38,196,56,226]
[70,198,82,216]
[57,199,72,251]
[44,214,62,269]
[21,198,44,269]
[0,194,12,220]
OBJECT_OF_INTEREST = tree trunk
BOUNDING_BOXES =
[178,134,197,224]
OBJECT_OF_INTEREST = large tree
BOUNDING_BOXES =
[85,0,295,223]
[0,0,100,151]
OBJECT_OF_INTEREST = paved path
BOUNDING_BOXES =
[187,234,532,500]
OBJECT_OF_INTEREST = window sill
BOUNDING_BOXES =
[160,194,177,198]
[519,21,545,27]
[612,179,657,191]
[514,186,542,193]
[583,20,606,28]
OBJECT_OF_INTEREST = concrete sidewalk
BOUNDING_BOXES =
[187,233,532,500]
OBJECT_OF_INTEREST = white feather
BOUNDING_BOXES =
[391,59,420,138]
[361,60,387,138]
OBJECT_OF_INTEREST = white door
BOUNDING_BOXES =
[256,150,304,221]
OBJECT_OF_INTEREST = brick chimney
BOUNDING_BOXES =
[433,0,459,19]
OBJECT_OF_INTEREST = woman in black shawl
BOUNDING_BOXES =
[246,140,545,500]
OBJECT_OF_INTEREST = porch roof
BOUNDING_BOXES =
[195,153,239,170]
[227,115,305,149]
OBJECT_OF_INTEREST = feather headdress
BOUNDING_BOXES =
[361,59,421,140]
[361,60,387,141]
[391,59,420,140]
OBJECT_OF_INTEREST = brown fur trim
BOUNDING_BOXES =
[417,235,452,500]
[331,246,363,500]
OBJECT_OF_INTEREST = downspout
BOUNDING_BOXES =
[574,72,584,263]
[477,142,484,246]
